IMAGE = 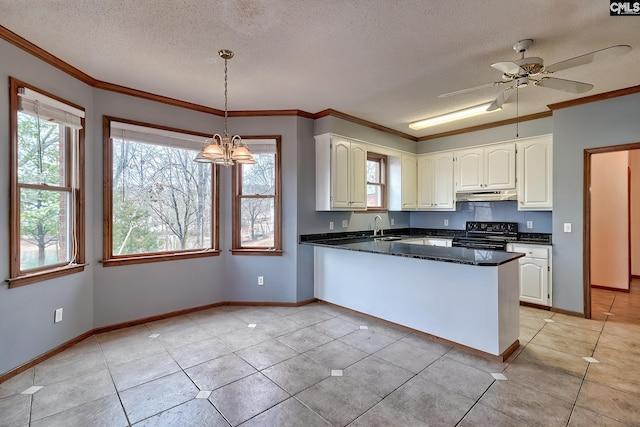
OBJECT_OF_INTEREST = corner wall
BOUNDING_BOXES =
[0,39,95,374]
[553,92,640,313]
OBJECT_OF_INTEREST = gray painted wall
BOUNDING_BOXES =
[552,92,640,313]
[0,40,95,374]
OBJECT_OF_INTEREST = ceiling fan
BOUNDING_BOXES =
[439,39,632,111]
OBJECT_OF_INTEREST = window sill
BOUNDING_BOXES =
[231,249,284,256]
[101,250,221,267]
[6,263,88,288]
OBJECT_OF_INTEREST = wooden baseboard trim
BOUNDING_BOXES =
[549,307,586,318]
[225,298,317,307]
[317,300,517,361]
[1,299,318,384]
[519,301,551,310]
[590,285,630,293]
[632,275,640,279]
[92,302,227,335]
[0,330,94,384]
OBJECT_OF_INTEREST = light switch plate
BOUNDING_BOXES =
[54,308,63,323]
[563,223,572,233]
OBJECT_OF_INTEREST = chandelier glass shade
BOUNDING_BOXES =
[194,49,255,166]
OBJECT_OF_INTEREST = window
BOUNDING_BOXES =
[8,78,86,287]
[232,137,282,255]
[102,117,219,266]
[366,152,387,210]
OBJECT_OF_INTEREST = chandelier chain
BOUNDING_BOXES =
[224,57,229,137]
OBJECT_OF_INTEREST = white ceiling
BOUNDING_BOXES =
[1,0,639,139]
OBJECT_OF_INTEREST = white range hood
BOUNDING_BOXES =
[455,189,517,202]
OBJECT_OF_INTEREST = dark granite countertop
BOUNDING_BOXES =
[300,237,525,266]
[300,228,552,245]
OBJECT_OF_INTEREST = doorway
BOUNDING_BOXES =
[584,142,640,319]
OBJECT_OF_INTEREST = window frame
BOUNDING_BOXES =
[232,136,282,255]
[7,77,86,288]
[366,152,388,211]
[101,116,220,267]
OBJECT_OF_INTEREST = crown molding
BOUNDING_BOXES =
[0,25,96,85]
[93,80,225,115]
[314,109,418,141]
[547,85,640,110]
[2,25,637,142]
[416,111,553,142]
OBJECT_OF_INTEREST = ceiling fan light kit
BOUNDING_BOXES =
[409,102,499,130]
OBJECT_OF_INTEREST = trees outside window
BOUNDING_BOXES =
[367,152,387,210]
[232,137,282,255]
[8,78,86,287]
[102,118,218,266]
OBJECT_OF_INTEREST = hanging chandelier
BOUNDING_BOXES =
[194,49,255,166]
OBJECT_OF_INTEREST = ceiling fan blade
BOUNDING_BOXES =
[439,81,504,98]
[491,61,523,75]
[544,45,632,73]
[487,89,514,111]
[534,77,594,94]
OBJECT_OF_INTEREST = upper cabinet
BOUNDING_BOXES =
[455,143,516,191]
[316,134,367,210]
[517,135,553,210]
[401,155,417,209]
[417,152,455,210]
[389,155,417,210]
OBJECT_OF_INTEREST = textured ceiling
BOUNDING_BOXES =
[1,0,639,138]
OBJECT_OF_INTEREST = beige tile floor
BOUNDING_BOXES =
[1,282,639,427]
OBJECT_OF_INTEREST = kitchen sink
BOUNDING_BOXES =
[374,236,404,242]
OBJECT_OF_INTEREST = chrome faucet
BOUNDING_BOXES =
[373,215,384,237]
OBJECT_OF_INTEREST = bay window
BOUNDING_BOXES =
[102,117,219,266]
[232,137,282,254]
[8,78,86,287]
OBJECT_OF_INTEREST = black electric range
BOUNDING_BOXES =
[451,221,518,251]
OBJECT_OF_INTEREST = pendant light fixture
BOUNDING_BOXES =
[194,49,255,166]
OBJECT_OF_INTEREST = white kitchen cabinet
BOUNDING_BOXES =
[508,243,552,306]
[315,134,367,210]
[417,152,455,210]
[455,142,515,191]
[401,155,417,209]
[517,135,553,210]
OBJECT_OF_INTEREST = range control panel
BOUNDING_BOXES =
[465,221,518,236]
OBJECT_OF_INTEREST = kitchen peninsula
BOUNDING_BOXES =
[300,234,525,359]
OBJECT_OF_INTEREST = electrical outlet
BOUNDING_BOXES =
[444,219,449,226]
[329,221,334,230]
[342,219,348,228]
[526,221,533,229]
[564,223,572,233]
[258,276,264,286]
[391,218,395,226]
[54,308,63,323]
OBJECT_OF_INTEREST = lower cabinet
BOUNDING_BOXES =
[507,244,552,306]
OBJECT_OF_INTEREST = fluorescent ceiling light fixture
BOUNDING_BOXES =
[409,102,499,130]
